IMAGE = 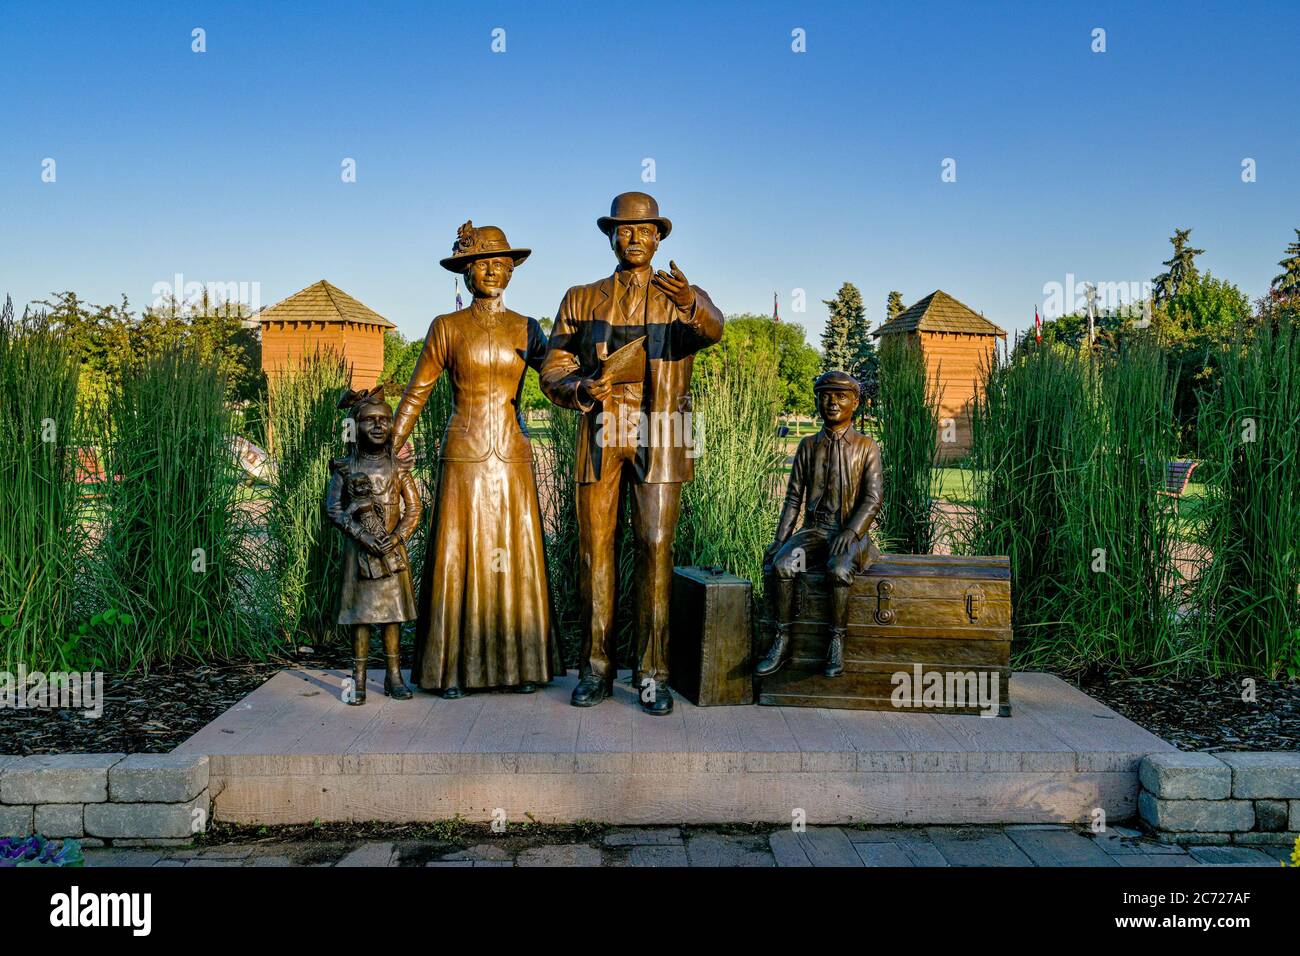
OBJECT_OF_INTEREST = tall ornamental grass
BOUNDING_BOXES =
[1053,338,1182,672]
[92,348,258,669]
[403,375,453,592]
[1194,315,1300,675]
[876,338,939,553]
[962,338,1184,674]
[261,350,350,644]
[676,351,786,593]
[0,300,86,670]
[536,405,582,666]
[963,342,1090,659]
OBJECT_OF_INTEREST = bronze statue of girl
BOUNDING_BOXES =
[325,386,422,704]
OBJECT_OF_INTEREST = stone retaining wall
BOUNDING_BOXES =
[0,754,209,846]
[1139,752,1299,847]
[4,748,1295,846]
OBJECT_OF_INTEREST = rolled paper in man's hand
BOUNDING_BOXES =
[598,335,647,386]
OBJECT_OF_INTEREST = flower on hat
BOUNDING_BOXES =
[452,220,478,256]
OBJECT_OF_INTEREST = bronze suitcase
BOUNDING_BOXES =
[757,554,1012,715]
[669,566,753,706]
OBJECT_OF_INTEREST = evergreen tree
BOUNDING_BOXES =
[886,290,906,321]
[821,283,877,400]
[1153,228,1205,304]
[1272,228,1300,298]
[820,284,855,374]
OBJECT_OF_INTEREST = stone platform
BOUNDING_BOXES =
[176,670,1174,826]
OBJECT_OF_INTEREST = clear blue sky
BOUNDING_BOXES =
[2,0,1296,342]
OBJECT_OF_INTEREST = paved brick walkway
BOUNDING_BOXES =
[83,825,1292,867]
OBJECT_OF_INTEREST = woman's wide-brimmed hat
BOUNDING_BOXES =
[439,221,531,273]
[596,191,672,239]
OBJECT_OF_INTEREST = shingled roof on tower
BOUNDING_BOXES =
[872,290,1006,337]
[255,279,395,329]
[256,280,394,390]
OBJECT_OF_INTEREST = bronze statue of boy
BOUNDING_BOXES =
[756,370,884,679]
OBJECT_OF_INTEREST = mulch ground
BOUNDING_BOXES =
[2,650,1296,755]
[1078,673,1298,752]
[0,645,362,756]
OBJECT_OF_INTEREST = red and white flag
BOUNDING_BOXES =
[1034,305,1042,343]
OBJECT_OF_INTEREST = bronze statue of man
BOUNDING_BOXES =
[541,192,723,715]
[756,370,884,678]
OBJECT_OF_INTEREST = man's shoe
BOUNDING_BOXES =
[441,686,464,700]
[514,682,537,694]
[824,630,844,678]
[570,675,611,707]
[641,682,674,716]
[754,625,791,677]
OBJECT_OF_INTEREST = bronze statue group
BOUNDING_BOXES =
[326,193,883,716]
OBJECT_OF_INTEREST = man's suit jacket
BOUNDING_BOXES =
[777,426,885,563]
[540,274,723,483]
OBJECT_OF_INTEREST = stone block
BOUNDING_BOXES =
[109,754,208,803]
[1138,752,1230,800]
[1255,799,1288,832]
[1219,752,1300,799]
[1232,830,1299,847]
[84,792,209,840]
[335,842,395,867]
[1155,831,1231,846]
[0,804,34,836]
[35,804,83,838]
[1139,792,1254,832]
[1188,845,1277,866]
[603,827,683,846]
[1293,801,1300,831]
[517,844,603,867]
[0,754,122,804]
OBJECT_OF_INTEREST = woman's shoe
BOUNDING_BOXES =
[514,682,537,694]
[442,686,465,700]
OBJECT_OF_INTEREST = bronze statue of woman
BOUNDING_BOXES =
[391,222,556,698]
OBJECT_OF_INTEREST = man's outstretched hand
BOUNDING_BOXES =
[652,260,695,313]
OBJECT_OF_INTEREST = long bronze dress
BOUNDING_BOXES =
[392,300,555,691]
